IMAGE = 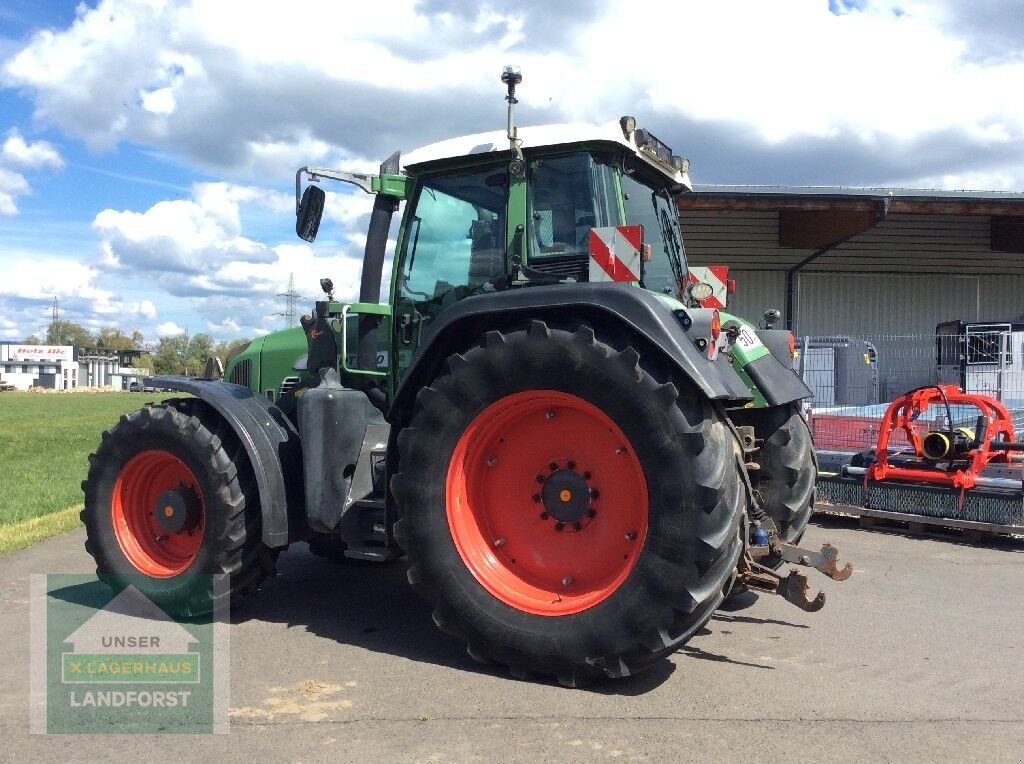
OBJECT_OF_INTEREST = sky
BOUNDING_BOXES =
[1,0,1023,345]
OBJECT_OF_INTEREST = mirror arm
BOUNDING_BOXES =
[295,167,376,213]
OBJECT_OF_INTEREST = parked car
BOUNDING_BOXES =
[129,381,144,392]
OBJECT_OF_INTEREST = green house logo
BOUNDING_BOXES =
[61,586,200,687]
[32,574,227,735]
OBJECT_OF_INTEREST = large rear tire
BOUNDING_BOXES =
[731,403,816,543]
[391,320,746,685]
[81,400,277,616]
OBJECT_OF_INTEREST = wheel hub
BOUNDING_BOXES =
[446,390,649,616]
[541,468,591,524]
[154,485,201,534]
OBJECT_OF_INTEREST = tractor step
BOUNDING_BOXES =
[343,545,398,562]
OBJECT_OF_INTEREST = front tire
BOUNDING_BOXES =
[392,321,745,684]
[81,400,277,616]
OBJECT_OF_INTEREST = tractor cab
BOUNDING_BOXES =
[388,136,694,376]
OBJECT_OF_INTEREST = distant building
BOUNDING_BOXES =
[0,344,149,391]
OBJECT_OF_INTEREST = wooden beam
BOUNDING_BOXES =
[677,195,879,213]
[779,210,879,249]
[677,194,1024,217]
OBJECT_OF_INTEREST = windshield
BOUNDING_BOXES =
[621,172,687,297]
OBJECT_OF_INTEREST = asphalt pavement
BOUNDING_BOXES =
[2,516,1022,762]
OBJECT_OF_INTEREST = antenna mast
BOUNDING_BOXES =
[501,65,524,161]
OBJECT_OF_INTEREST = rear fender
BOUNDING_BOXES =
[388,283,754,427]
[145,375,300,547]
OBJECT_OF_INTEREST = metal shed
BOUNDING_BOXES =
[678,186,1024,336]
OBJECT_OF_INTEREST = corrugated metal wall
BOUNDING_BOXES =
[682,212,1010,273]
[681,210,1024,335]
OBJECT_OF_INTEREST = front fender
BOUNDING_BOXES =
[145,375,300,547]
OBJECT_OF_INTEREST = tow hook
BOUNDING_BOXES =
[777,541,853,581]
[739,532,853,612]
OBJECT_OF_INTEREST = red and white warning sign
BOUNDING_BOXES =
[588,225,643,283]
[687,266,731,308]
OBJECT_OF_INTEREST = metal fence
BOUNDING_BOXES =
[799,330,1024,452]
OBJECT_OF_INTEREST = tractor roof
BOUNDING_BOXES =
[402,121,692,190]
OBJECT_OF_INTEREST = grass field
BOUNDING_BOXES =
[0,392,148,554]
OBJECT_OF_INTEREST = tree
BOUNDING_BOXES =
[152,335,188,375]
[185,333,215,376]
[151,332,219,376]
[96,327,144,350]
[46,320,94,348]
[133,353,155,373]
[22,335,43,345]
[214,338,251,365]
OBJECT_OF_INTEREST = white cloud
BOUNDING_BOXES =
[2,129,64,169]
[155,321,184,337]
[0,129,64,215]
[0,166,29,215]
[4,0,1024,187]
[87,180,372,339]
[0,253,165,339]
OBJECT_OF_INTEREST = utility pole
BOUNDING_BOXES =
[276,273,303,327]
[182,326,190,376]
[51,296,61,345]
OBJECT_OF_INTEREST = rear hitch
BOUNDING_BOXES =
[737,556,827,612]
[739,533,853,613]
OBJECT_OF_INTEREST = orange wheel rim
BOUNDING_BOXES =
[111,450,205,577]
[446,390,648,616]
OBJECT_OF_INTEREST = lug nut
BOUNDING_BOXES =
[536,474,545,483]
[540,511,549,520]
[494,538,506,547]
[625,532,637,541]
[486,457,498,467]
[532,494,541,503]
[590,488,600,499]
[545,410,556,419]
[583,471,592,480]
[615,447,627,454]
[562,576,573,586]
[549,461,559,471]
[555,522,565,532]
[572,522,582,531]
[587,508,597,518]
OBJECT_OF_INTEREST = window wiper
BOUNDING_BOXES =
[657,196,685,288]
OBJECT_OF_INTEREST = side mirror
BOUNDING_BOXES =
[296,185,326,242]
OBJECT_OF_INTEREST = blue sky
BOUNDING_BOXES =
[1,0,1023,344]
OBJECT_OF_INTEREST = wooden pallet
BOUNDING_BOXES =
[816,502,1024,539]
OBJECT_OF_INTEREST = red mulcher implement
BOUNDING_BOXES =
[818,385,1024,532]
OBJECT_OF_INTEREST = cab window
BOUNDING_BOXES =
[528,153,620,262]
[394,164,508,375]
[399,166,507,301]
[621,172,686,295]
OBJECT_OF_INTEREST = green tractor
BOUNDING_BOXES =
[82,68,849,685]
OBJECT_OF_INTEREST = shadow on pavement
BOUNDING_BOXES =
[712,612,810,629]
[234,543,686,694]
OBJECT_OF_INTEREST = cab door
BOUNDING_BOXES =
[392,164,509,380]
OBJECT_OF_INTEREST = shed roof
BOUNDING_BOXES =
[679,185,1024,216]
